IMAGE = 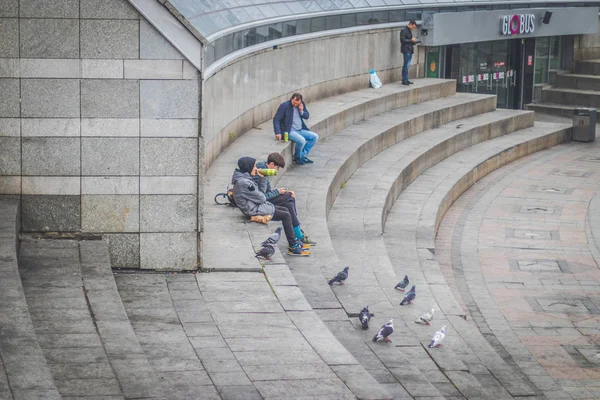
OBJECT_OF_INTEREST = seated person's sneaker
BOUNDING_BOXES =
[288,242,310,256]
[302,156,314,164]
[295,240,311,249]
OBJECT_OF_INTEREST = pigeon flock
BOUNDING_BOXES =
[258,227,449,349]
[324,270,447,348]
[255,228,282,260]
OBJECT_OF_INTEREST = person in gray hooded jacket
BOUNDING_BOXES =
[231,157,309,256]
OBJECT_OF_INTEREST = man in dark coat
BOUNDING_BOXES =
[400,20,418,86]
[273,93,319,165]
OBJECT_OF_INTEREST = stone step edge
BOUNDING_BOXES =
[373,110,536,234]
[0,202,62,400]
[79,240,165,399]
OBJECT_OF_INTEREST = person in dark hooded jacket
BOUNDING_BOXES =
[231,157,309,256]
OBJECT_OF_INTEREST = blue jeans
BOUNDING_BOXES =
[402,52,412,83]
[289,129,318,159]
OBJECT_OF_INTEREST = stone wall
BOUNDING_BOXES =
[574,16,600,61]
[203,27,426,169]
[0,0,201,270]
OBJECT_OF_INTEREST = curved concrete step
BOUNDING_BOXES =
[384,121,572,398]
[203,79,455,273]
[79,241,165,399]
[0,202,61,400]
[328,109,535,399]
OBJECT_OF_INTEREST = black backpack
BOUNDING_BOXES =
[214,185,236,207]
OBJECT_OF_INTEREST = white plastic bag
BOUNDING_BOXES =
[369,69,382,89]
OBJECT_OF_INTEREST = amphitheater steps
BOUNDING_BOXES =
[326,112,546,399]
[275,93,504,397]
[383,121,572,398]
[0,202,61,400]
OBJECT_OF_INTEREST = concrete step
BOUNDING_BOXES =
[18,239,124,399]
[574,59,600,75]
[555,73,600,91]
[78,241,165,399]
[384,121,571,398]
[525,102,577,117]
[541,86,600,108]
[0,202,61,400]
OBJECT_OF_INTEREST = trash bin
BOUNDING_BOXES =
[572,108,596,142]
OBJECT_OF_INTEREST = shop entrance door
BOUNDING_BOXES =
[446,40,521,109]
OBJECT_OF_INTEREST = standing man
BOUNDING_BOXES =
[400,20,418,86]
[273,93,319,165]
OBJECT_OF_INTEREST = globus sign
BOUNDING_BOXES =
[500,14,535,36]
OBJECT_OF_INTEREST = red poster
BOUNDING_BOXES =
[527,55,533,66]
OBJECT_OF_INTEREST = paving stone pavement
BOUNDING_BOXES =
[436,135,600,398]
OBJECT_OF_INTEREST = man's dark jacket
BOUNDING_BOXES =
[400,26,414,54]
[273,100,310,136]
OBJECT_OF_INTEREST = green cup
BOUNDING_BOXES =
[258,168,277,176]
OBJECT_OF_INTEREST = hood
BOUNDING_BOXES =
[232,169,250,184]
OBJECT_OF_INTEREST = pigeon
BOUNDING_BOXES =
[359,306,370,329]
[255,245,275,260]
[328,266,349,286]
[372,319,394,342]
[261,227,282,247]
[399,285,416,305]
[394,275,409,291]
[415,308,435,325]
[428,325,446,348]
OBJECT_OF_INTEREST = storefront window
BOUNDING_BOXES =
[534,37,564,84]
[549,36,563,70]
[534,37,550,84]
[448,40,519,109]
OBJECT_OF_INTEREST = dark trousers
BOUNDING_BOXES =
[269,192,299,227]
[272,206,296,246]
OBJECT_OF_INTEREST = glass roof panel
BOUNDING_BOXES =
[168,0,570,41]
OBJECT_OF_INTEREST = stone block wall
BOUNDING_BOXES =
[0,0,201,270]
[574,16,600,61]
[203,28,425,169]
